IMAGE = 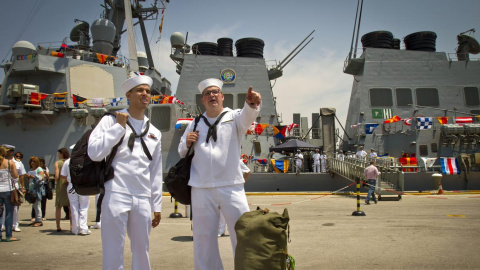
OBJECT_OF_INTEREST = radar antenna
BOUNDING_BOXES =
[456,29,479,61]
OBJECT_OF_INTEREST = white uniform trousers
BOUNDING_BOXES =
[218,212,226,235]
[313,163,320,173]
[192,184,250,270]
[321,160,327,173]
[67,191,90,234]
[101,191,152,270]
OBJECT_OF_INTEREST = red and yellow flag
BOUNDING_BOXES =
[255,124,270,135]
[436,117,449,125]
[29,92,49,105]
[383,115,401,124]
[399,157,418,172]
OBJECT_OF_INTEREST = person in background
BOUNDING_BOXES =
[294,149,304,174]
[32,157,49,222]
[369,148,378,159]
[0,145,19,241]
[312,149,321,173]
[337,150,345,161]
[54,148,70,232]
[364,160,379,205]
[61,154,91,235]
[1,145,25,233]
[319,151,327,173]
[356,146,367,160]
[26,156,44,227]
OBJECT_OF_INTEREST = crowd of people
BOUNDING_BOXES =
[0,143,102,242]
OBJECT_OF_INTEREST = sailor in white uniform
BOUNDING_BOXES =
[61,155,90,235]
[319,151,328,173]
[88,72,163,270]
[294,150,303,174]
[312,149,321,173]
[369,148,378,159]
[179,78,261,270]
[356,146,367,160]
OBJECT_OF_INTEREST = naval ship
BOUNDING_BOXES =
[1,0,479,195]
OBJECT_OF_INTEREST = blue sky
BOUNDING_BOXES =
[1,0,479,127]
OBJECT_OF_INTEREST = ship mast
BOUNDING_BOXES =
[124,0,139,71]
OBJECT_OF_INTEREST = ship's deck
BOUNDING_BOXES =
[2,192,480,269]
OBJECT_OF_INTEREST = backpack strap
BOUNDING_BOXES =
[126,120,153,161]
[200,111,229,143]
[185,116,202,157]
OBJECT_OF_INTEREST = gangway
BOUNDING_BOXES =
[329,157,404,200]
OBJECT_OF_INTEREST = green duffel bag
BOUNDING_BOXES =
[235,207,295,270]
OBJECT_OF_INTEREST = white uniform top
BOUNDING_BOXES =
[312,153,321,164]
[179,102,260,188]
[320,154,327,162]
[88,109,163,212]
[356,150,367,159]
[12,159,26,188]
[239,160,250,173]
[337,153,345,161]
[294,153,303,165]
[369,152,378,158]
[60,158,72,190]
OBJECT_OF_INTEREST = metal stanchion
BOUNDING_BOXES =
[169,199,183,218]
[352,177,366,216]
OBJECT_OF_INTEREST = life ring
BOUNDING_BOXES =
[241,154,248,160]
[242,159,247,164]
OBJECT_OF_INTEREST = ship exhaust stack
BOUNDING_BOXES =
[456,29,479,61]
[91,19,116,56]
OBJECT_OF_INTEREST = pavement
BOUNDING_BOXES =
[1,192,480,269]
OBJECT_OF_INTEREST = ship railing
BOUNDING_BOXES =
[330,157,404,192]
[447,53,480,62]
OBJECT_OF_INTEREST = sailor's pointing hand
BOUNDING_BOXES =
[246,86,261,107]
[187,131,199,147]
[116,112,129,128]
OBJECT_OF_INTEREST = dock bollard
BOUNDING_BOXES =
[352,177,366,216]
[169,199,183,218]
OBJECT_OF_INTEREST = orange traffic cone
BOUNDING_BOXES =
[437,184,444,195]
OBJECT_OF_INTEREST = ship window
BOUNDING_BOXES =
[419,145,428,156]
[369,88,393,107]
[416,88,439,107]
[395,88,412,107]
[237,93,247,109]
[464,87,479,106]
[195,94,206,114]
[150,106,171,131]
[223,93,233,109]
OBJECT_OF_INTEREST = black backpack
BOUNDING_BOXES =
[70,113,123,195]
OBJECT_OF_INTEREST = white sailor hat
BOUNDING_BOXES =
[2,144,15,150]
[371,148,375,151]
[121,71,153,95]
[198,78,223,93]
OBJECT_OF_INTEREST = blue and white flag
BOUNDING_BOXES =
[110,97,124,106]
[440,157,461,175]
[416,117,433,130]
[365,123,379,134]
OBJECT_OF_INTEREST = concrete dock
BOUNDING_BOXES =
[1,192,480,269]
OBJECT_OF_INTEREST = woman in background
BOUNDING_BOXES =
[0,146,19,241]
[26,156,44,227]
[54,148,70,232]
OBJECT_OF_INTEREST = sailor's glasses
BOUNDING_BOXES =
[203,90,221,96]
